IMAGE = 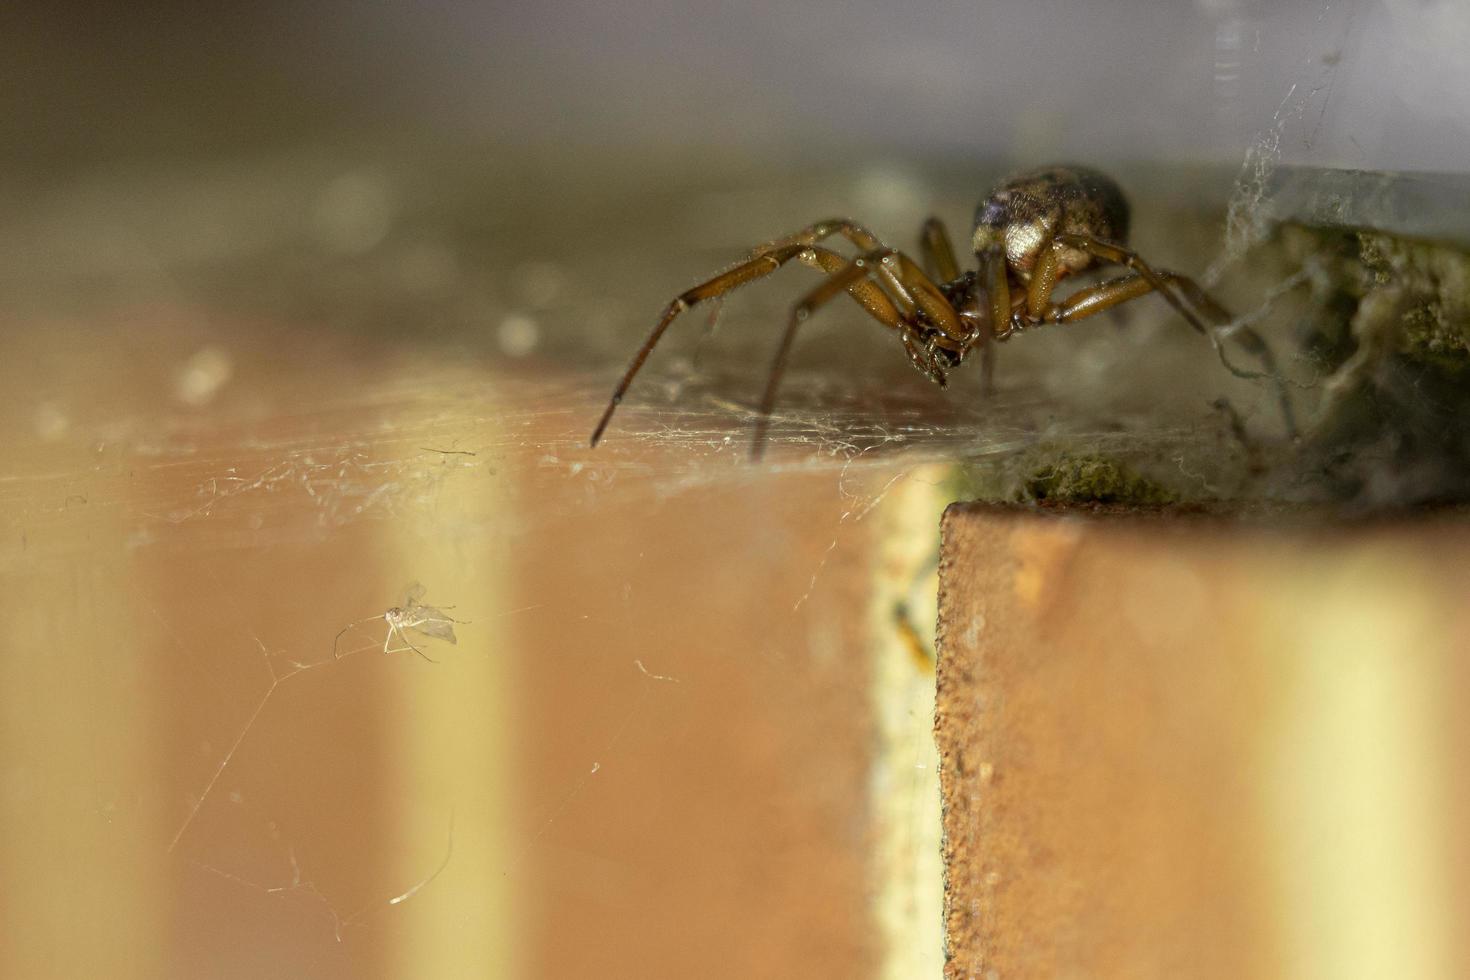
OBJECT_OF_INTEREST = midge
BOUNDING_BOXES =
[590,165,1295,458]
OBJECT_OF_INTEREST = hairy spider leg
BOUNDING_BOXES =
[919,217,961,282]
[755,215,976,370]
[747,218,963,333]
[755,219,970,422]
[749,247,971,460]
[980,247,1012,339]
[956,246,1011,394]
[755,218,968,343]
[1025,233,1298,438]
[591,244,806,446]
[882,255,982,389]
[920,216,1003,388]
[887,248,998,392]
[591,241,922,447]
[749,252,900,459]
[878,251,968,343]
[750,218,886,256]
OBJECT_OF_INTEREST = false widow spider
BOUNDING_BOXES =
[590,165,1296,458]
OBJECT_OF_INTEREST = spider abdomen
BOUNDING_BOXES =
[971,165,1131,281]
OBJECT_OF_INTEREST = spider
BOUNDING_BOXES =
[590,164,1296,458]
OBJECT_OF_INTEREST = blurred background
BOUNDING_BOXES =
[2,2,1468,978]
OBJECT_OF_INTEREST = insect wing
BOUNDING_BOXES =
[401,581,428,607]
[405,607,458,645]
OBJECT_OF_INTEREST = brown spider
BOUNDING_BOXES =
[590,165,1296,458]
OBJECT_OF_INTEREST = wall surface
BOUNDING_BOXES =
[938,505,1470,980]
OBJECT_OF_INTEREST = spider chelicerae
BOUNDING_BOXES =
[591,164,1295,458]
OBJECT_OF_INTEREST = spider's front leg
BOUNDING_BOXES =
[919,217,961,282]
[750,248,967,459]
[758,218,965,338]
[592,231,940,448]
[751,218,886,257]
[591,243,808,446]
[899,332,950,387]
[921,216,1000,392]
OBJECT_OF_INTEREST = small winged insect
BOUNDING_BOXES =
[334,583,464,664]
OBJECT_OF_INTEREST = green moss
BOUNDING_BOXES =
[1398,302,1470,376]
[943,449,1187,508]
[1282,225,1470,374]
[1016,454,1178,506]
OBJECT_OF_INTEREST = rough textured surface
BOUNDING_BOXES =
[1013,454,1178,506]
[1276,224,1470,505]
[937,504,1470,979]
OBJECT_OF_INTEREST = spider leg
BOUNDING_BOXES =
[955,246,1010,394]
[919,217,960,281]
[1046,234,1299,438]
[849,244,990,388]
[750,248,964,460]
[884,249,998,391]
[1052,269,1254,333]
[1045,271,1155,320]
[751,218,885,256]
[760,219,966,341]
[918,218,999,386]
[981,247,1012,341]
[885,251,967,342]
[591,242,812,446]
[900,332,950,387]
[795,246,912,330]
[839,246,966,349]
[977,330,996,396]
[918,219,1001,387]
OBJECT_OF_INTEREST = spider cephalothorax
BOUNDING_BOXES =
[591,164,1294,457]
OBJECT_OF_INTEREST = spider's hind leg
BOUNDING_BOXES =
[1048,234,1299,438]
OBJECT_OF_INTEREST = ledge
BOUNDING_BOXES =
[937,504,1470,979]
